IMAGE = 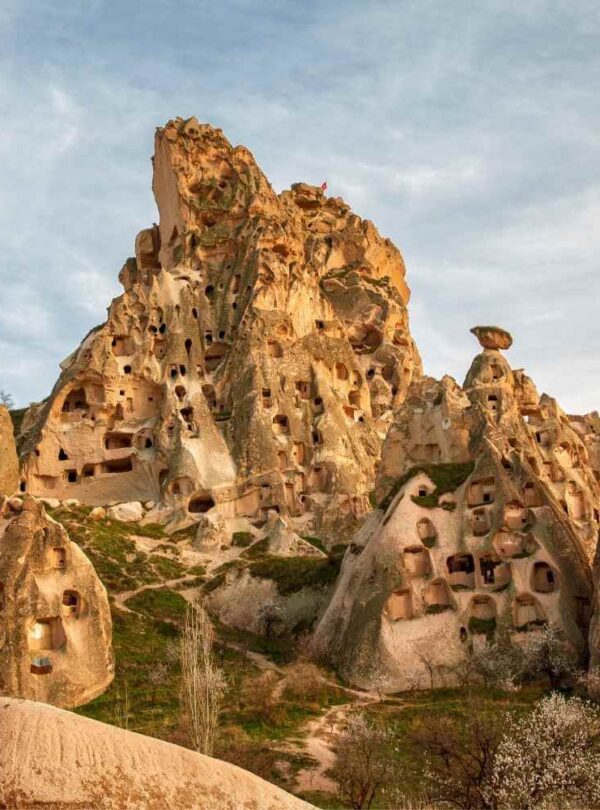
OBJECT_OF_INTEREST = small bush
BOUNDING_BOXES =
[232,531,254,548]
[468,616,496,638]
[425,604,453,615]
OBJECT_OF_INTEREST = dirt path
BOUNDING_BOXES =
[289,691,385,794]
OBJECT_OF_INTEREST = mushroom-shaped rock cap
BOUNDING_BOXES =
[470,325,513,351]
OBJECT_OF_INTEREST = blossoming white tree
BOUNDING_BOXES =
[489,693,600,809]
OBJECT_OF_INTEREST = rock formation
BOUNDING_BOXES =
[0,696,313,809]
[314,327,597,691]
[0,405,19,497]
[18,116,421,542]
[0,497,114,707]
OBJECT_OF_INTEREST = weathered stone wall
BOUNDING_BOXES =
[0,406,18,497]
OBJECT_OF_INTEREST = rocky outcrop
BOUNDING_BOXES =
[314,327,597,691]
[0,696,313,809]
[0,406,19,497]
[0,497,114,707]
[19,117,421,543]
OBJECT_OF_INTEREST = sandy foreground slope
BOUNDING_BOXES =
[0,697,314,809]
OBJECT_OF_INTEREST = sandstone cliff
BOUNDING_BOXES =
[19,117,421,543]
[314,327,597,691]
[0,405,19,497]
[0,696,313,809]
[0,497,114,707]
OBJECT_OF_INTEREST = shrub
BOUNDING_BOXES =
[284,662,326,707]
[468,617,496,638]
[231,531,254,548]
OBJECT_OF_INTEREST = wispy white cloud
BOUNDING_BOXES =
[0,0,599,416]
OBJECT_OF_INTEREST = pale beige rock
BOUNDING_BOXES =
[194,511,229,550]
[19,117,421,543]
[0,696,313,810]
[63,498,80,507]
[315,327,597,691]
[0,497,114,707]
[89,506,107,520]
[470,324,513,350]
[0,406,19,497]
[41,497,61,509]
[106,500,144,523]
[262,514,326,558]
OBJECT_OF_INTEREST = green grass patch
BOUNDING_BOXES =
[124,588,188,623]
[380,461,475,511]
[300,535,327,554]
[148,554,186,579]
[241,537,270,559]
[232,531,255,548]
[248,554,343,595]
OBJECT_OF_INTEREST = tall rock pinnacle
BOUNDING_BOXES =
[19,117,421,539]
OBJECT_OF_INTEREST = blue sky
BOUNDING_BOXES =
[1,0,599,412]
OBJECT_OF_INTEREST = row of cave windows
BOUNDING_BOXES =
[403,547,558,593]
[117,325,401,384]
[386,585,553,627]
[414,476,543,511]
[414,515,541,562]
[61,388,158,416]
[465,477,592,523]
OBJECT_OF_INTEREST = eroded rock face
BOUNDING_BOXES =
[19,117,421,541]
[0,406,19,497]
[0,497,114,707]
[0,697,313,810]
[315,328,597,691]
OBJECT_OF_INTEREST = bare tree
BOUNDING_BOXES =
[241,670,280,724]
[412,694,501,809]
[330,711,396,809]
[0,390,14,409]
[179,597,226,756]
[257,600,285,639]
[113,681,130,730]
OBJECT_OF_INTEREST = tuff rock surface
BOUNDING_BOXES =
[0,697,313,809]
[18,117,421,543]
[0,406,19,497]
[314,327,599,691]
[0,496,114,707]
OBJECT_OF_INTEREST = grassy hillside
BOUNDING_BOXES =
[53,505,553,808]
